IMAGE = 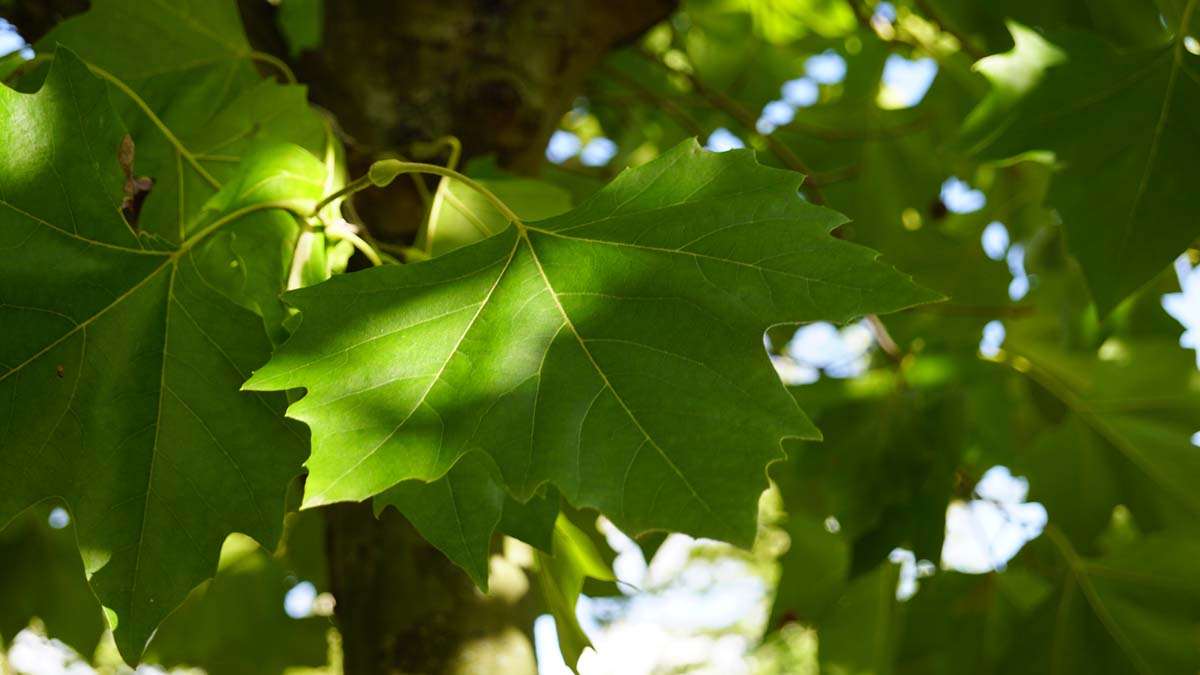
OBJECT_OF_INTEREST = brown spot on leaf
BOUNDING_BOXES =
[119,133,135,182]
[118,135,154,231]
[55,365,64,378]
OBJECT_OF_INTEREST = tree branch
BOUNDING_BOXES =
[636,46,829,203]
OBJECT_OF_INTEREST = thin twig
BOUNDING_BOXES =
[845,0,875,33]
[914,0,988,61]
[781,111,934,142]
[812,163,862,185]
[913,303,1036,319]
[636,47,827,204]
[598,63,705,137]
[865,314,903,363]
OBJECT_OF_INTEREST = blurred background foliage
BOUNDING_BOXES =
[2,0,1199,672]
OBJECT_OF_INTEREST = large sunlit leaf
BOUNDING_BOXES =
[0,49,319,661]
[246,140,940,547]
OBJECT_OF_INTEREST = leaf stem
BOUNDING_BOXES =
[85,62,222,190]
[864,314,903,363]
[421,136,465,253]
[331,228,384,267]
[180,200,310,254]
[248,50,298,84]
[311,162,523,228]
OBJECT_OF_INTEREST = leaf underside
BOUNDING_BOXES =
[247,140,940,552]
[0,48,316,661]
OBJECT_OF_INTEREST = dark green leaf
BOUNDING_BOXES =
[0,49,316,661]
[966,13,1200,312]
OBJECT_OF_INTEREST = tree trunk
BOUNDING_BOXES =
[272,3,675,672]
[2,1,675,672]
[239,0,677,242]
[324,502,541,675]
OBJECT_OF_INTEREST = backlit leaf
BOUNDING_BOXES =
[246,140,940,548]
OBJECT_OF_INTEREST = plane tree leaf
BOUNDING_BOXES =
[144,535,331,675]
[816,561,901,675]
[0,508,107,658]
[782,359,970,568]
[246,140,941,548]
[1006,532,1200,673]
[374,452,507,590]
[894,570,1050,675]
[35,0,327,245]
[1003,336,1200,546]
[965,10,1200,313]
[929,0,1169,53]
[423,170,573,257]
[0,49,319,661]
[376,164,572,587]
[534,514,616,670]
[278,0,324,57]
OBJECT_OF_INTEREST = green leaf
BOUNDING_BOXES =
[534,514,615,669]
[144,535,330,675]
[785,371,968,566]
[1009,531,1200,673]
[423,173,573,257]
[498,484,560,553]
[768,511,848,627]
[246,140,940,547]
[40,0,253,82]
[817,561,900,675]
[1004,337,1200,546]
[929,0,1169,52]
[0,49,316,662]
[965,9,1200,313]
[771,35,1022,348]
[375,451,562,589]
[278,0,324,57]
[187,142,328,340]
[894,569,1051,675]
[0,508,107,658]
[36,0,327,246]
[375,452,506,590]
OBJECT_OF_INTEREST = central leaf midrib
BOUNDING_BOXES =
[307,236,522,503]
[516,226,725,527]
[1046,526,1156,675]
[1120,0,1199,251]
[128,258,177,635]
[1011,353,1200,516]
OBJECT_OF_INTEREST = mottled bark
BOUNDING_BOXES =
[240,0,675,241]
[325,502,542,675]
[3,1,674,673]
